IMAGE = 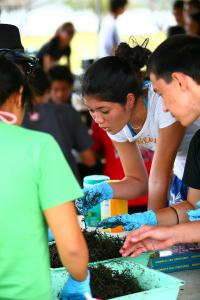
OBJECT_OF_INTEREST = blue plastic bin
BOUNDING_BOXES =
[51,258,184,300]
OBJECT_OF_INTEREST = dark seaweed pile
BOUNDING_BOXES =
[49,242,62,268]
[49,230,125,268]
[90,264,142,299]
[83,230,125,262]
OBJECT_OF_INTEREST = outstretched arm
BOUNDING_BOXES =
[98,186,200,230]
[120,221,200,257]
[75,140,148,216]
[110,140,148,199]
[42,54,56,71]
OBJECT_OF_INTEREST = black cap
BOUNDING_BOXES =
[0,24,24,51]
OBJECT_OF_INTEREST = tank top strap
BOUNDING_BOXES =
[127,123,137,137]
[142,95,148,109]
[142,80,150,109]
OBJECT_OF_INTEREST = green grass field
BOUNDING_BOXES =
[22,31,166,73]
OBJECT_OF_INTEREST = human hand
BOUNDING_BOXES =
[97,211,157,231]
[187,201,200,221]
[61,271,92,300]
[75,182,113,216]
[119,225,176,257]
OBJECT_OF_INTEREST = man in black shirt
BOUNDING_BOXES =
[183,130,200,190]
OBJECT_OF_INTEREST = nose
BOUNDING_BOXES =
[92,111,104,125]
[56,90,63,100]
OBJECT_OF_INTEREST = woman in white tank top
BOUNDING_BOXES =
[76,40,198,218]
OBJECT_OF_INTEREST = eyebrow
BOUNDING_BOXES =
[86,106,109,111]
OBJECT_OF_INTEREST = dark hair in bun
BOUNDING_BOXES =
[115,39,151,72]
[82,38,151,105]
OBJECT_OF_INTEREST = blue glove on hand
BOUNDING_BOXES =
[97,210,157,231]
[48,228,54,242]
[75,182,113,216]
[61,270,92,300]
[187,201,200,221]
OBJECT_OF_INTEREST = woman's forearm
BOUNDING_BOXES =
[110,176,148,200]
[148,179,169,210]
[112,141,148,200]
[120,222,200,257]
[155,201,194,226]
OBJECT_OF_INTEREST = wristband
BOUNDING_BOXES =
[171,206,179,224]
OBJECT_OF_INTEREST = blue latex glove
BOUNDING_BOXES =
[97,210,157,231]
[61,270,92,300]
[48,228,54,242]
[75,181,113,216]
[187,201,200,221]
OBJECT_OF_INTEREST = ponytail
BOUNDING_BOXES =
[82,38,151,105]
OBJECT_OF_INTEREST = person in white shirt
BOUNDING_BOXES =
[98,0,128,57]
[75,40,200,218]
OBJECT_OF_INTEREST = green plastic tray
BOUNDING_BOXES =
[51,258,184,300]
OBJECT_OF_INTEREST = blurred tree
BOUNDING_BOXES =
[63,0,107,11]
[128,0,174,10]
[63,0,173,12]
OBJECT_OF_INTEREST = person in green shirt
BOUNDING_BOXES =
[0,46,91,299]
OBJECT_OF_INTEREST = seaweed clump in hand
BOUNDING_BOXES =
[90,264,142,299]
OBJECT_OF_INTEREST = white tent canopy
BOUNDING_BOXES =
[0,0,32,8]
[0,1,174,36]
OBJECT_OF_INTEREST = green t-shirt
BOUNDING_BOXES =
[0,122,82,300]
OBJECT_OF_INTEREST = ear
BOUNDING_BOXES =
[171,72,188,92]
[125,93,135,109]
[14,86,24,109]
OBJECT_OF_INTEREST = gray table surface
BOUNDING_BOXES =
[172,269,200,299]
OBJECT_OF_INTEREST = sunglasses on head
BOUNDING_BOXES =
[0,48,38,75]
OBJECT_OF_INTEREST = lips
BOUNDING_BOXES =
[101,127,109,131]
[99,125,108,129]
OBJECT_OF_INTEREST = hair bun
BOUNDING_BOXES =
[115,38,151,71]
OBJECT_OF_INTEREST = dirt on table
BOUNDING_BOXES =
[55,264,143,300]
[83,230,125,262]
[49,230,125,268]
[90,264,143,299]
[50,230,144,299]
